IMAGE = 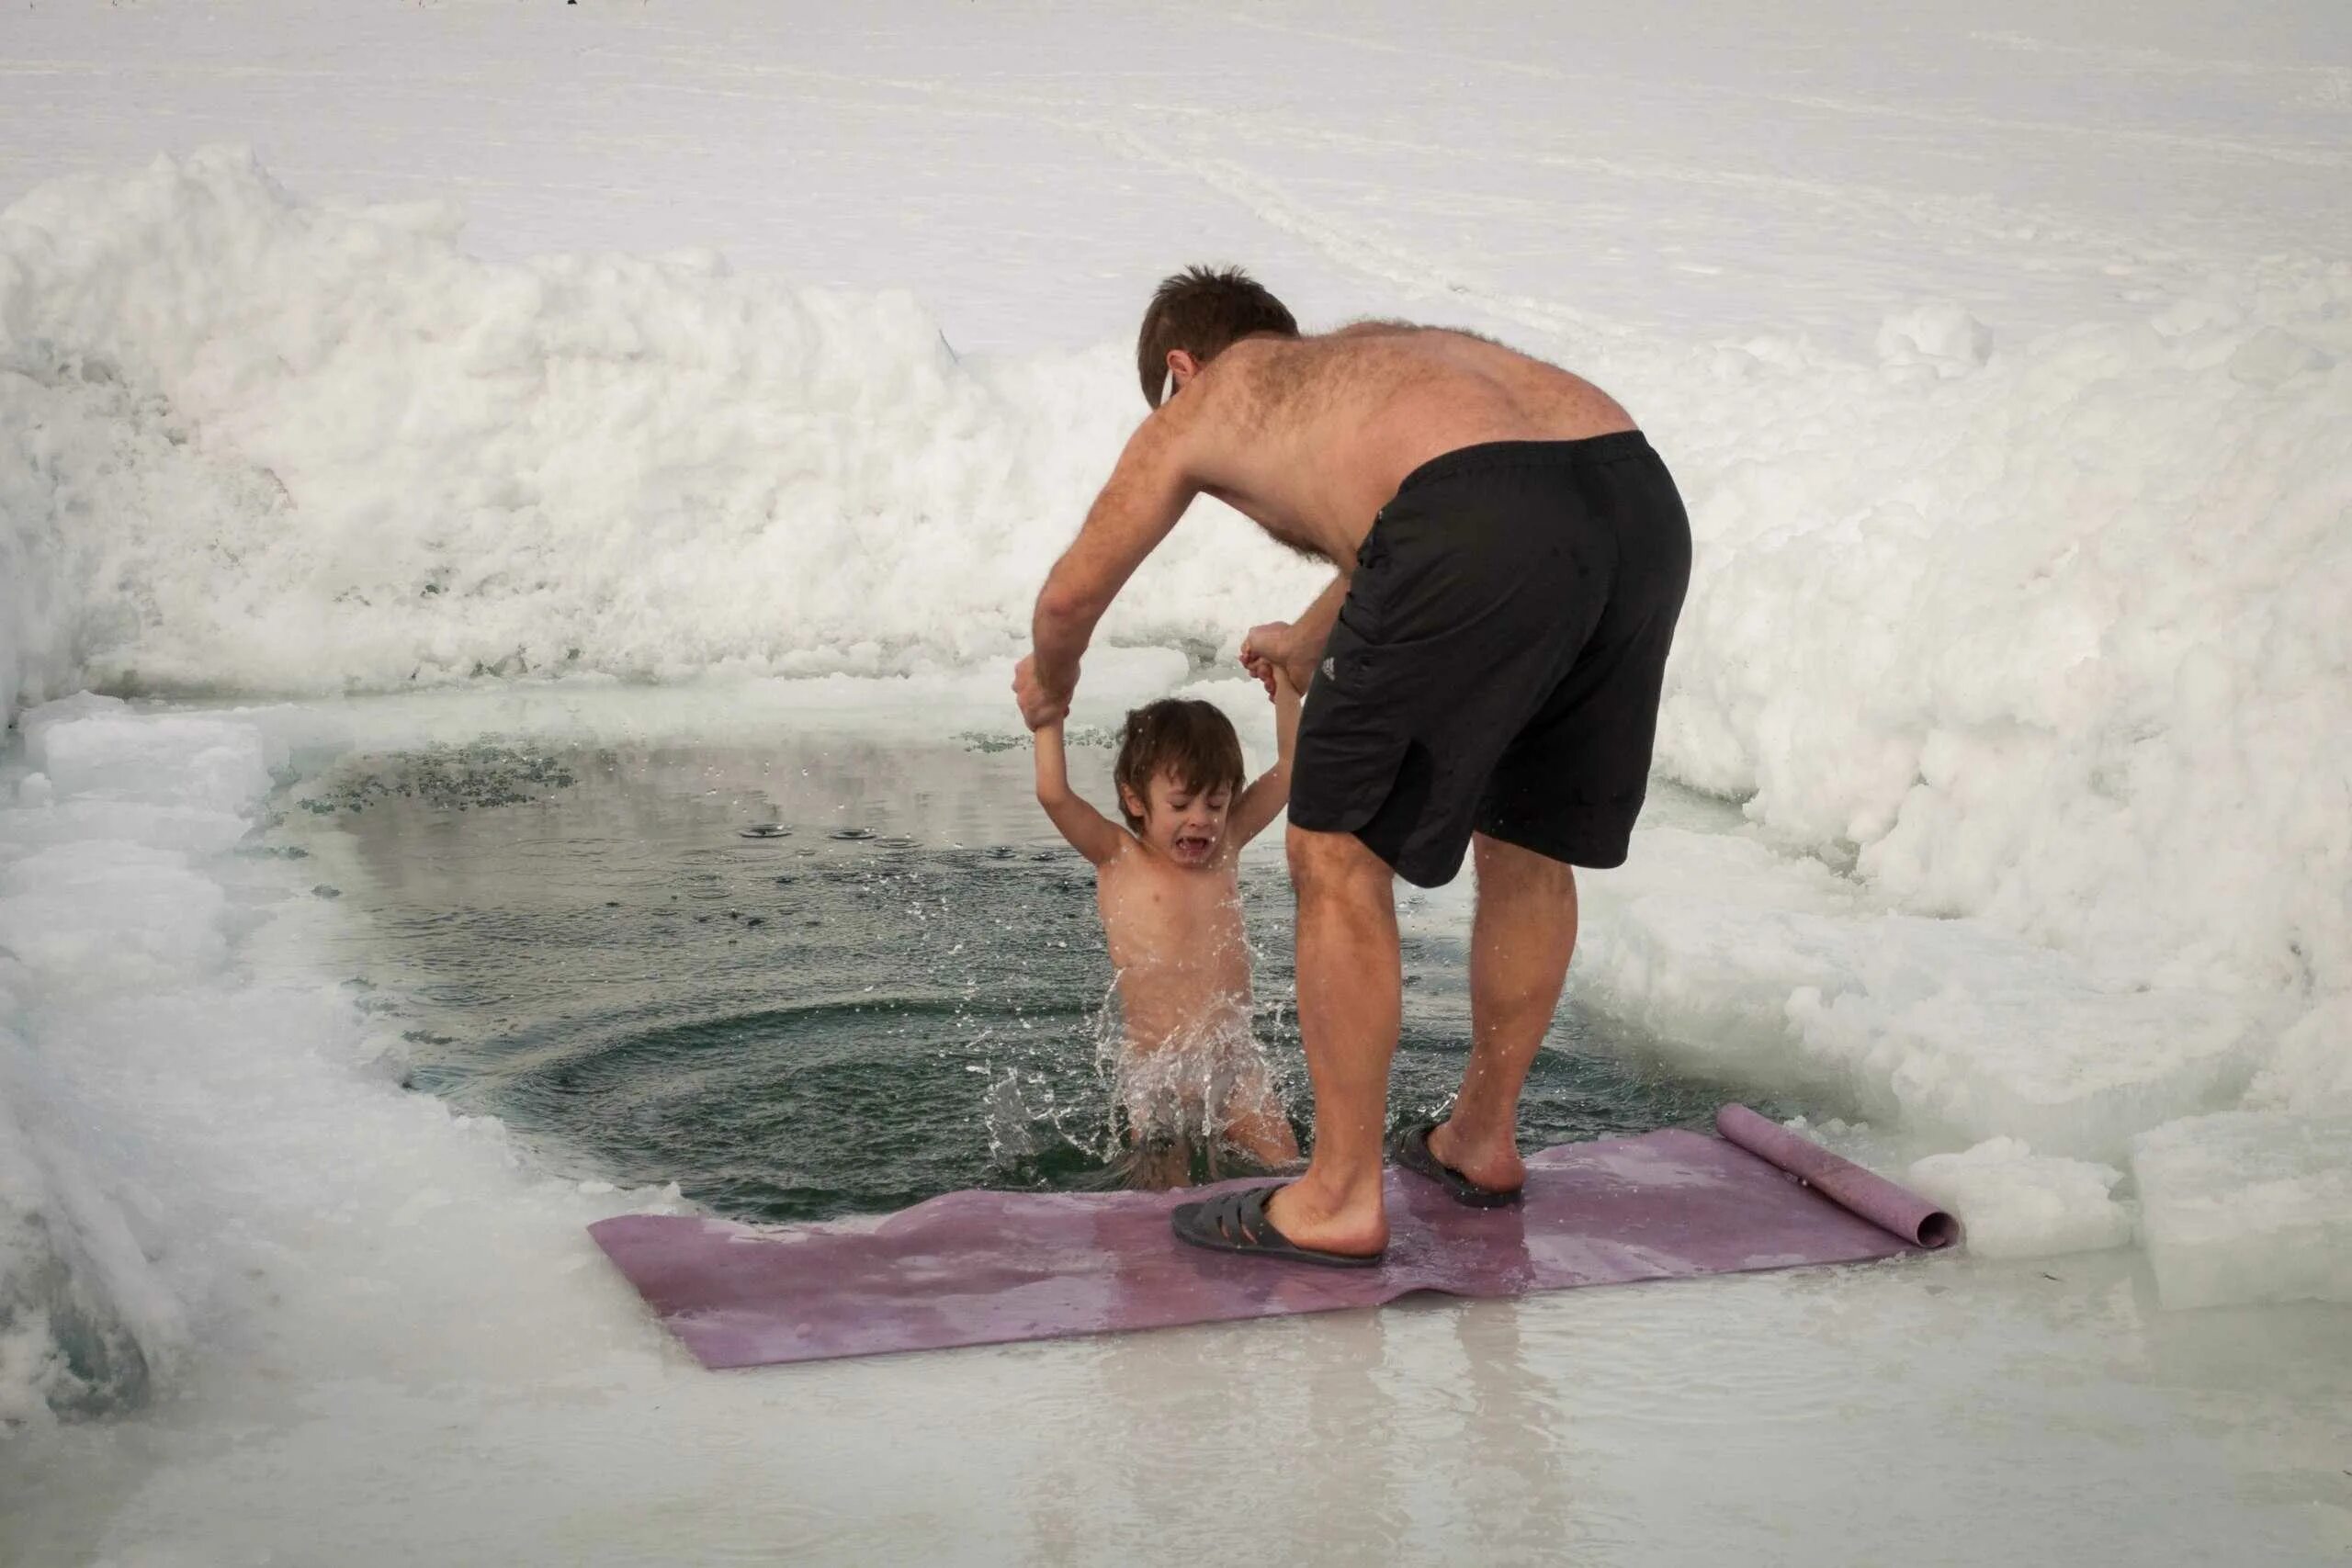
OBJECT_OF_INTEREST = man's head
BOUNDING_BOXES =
[1114,698,1246,865]
[1136,265,1298,409]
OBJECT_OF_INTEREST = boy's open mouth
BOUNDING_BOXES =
[1171,830,1216,861]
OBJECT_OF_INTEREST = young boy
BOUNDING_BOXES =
[1032,672,1304,1186]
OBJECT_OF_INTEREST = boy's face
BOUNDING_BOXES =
[1123,768,1234,867]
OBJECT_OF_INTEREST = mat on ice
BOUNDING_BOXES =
[590,1106,1955,1369]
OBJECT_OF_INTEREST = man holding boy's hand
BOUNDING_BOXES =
[1015,266,1690,1266]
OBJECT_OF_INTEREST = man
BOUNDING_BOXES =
[1012,266,1690,1265]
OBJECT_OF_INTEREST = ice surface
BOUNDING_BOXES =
[1905,1138,2132,1260]
[2246,995,2352,1117]
[2132,1111,2352,1310]
[0,694,2341,1565]
[27,712,276,814]
[0,842,229,996]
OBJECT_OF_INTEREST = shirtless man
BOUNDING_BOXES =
[1012,266,1690,1265]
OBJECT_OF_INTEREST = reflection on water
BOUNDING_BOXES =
[286,732,1757,1222]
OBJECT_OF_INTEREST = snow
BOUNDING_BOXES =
[2132,1111,2352,1309]
[4,144,2344,1024]
[1538,829,2270,1163]
[1905,1138,2133,1260]
[0,841,230,996]
[0,0,2346,1554]
[1,694,2347,1568]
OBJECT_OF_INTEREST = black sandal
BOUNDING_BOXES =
[1391,1122,1522,1208]
[1170,1184,1385,1269]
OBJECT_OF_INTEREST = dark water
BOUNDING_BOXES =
[285,731,1761,1224]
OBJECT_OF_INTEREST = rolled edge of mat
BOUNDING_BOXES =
[1715,1104,1959,1250]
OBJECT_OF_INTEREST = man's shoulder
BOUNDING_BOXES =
[1327,318,1425,340]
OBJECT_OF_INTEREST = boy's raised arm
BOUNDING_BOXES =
[1230,668,1302,847]
[1033,719,1127,866]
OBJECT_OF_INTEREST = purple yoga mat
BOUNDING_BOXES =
[590,1106,1954,1370]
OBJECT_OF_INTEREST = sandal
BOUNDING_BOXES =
[1169,1184,1385,1268]
[1391,1122,1522,1208]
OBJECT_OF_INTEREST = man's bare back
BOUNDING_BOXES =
[1016,322,1642,721]
[1173,326,1638,565]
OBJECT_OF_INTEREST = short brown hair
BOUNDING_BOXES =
[1114,699,1246,828]
[1136,265,1298,407]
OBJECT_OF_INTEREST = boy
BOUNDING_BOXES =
[1031,671,1304,1186]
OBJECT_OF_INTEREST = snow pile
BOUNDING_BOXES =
[0,148,1315,721]
[1644,288,2352,1001]
[0,694,264,1428]
[1561,828,2267,1163]
[0,1003,180,1430]
[5,148,2343,1012]
[2245,996,2352,1118]
[0,694,673,1431]
[2132,1111,2352,1309]
[1905,1138,2132,1260]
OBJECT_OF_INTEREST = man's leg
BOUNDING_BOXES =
[1263,823,1400,1258]
[1427,832,1577,1194]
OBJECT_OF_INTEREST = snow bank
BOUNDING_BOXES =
[0,1004,182,1429]
[6,148,2343,1013]
[1641,290,2352,1000]
[1905,1139,2132,1260]
[1560,828,2269,1163]
[0,694,680,1432]
[0,701,270,1427]
[2132,1111,2352,1309]
[0,148,1317,721]
[2245,996,2352,1118]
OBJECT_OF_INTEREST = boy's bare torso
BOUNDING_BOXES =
[1095,841,1254,1054]
[1175,325,1637,563]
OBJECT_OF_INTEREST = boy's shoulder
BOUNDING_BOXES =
[1089,829,1140,873]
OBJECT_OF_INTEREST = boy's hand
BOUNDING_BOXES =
[1240,649,1300,701]
[1240,649,1276,697]
[1012,654,1072,730]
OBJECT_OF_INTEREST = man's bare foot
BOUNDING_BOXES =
[1262,1174,1387,1259]
[1427,1119,1527,1196]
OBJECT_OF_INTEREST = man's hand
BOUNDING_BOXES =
[1240,621,1317,697]
[1012,653,1073,731]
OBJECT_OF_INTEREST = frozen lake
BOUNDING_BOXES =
[2,0,2346,1561]
[2,683,2346,1566]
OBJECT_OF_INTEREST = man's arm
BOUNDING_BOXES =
[1230,667,1302,847]
[1014,408,1203,729]
[1032,719,1126,866]
[1241,572,1350,695]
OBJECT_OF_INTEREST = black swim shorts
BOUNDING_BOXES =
[1288,433,1691,887]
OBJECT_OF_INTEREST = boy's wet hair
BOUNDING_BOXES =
[1114,699,1246,829]
[1136,265,1298,407]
